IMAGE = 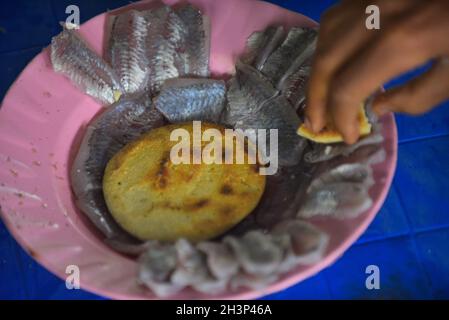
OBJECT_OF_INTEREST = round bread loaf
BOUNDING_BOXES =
[103,122,266,242]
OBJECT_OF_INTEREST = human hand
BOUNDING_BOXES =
[305,0,449,144]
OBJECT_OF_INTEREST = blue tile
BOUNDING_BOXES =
[324,237,432,299]
[262,273,331,299]
[395,136,449,231]
[267,0,338,22]
[0,221,28,299]
[395,103,449,143]
[0,0,59,53]
[0,47,42,102]
[390,64,449,141]
[415,228,449,299]
[357,181,409,244]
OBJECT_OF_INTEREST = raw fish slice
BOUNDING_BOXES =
[308,163,374,193]
[71,94,164,240]
[192,277,228,295]
[106,10,149,94]
[138,242,183,297]
[298,182,373,219]
[272,219,329,266]
[51,27,123,105]
[171,239,215,287]
[242,26,286,70]
[282,60,311,111]
[145,6,187,93]
[175,4,210,77]
[224,61,306,166]
[230,272,279,291]
[197,242,239,279]
[225,231,283,276]
[304,132,384,163]
[260,27,317,87]
[228,160,314,232]
[154,78,226,123]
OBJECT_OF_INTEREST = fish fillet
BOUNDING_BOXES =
[223,61,306,166]
[261,27,317,88]
[242,26,286,70]
[175,4,210,77]
[145,6,187,93]
[51,27,123,105]
[154,78,226,123]
[71,93,164,240]
[106,10,149,94]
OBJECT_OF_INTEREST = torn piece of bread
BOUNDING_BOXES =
[297,105,372,143]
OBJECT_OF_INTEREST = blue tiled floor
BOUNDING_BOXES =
[1,0,448,300]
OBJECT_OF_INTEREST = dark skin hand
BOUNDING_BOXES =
[305,0,449,144]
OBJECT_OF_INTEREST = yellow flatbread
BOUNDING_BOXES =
[297,105,372,143]
[103,122,266,242]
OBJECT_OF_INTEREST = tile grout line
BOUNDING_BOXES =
[393,183,435,298]
[355,224,449,246]
[398,132,449,145]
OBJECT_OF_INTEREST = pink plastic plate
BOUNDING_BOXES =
[0,0,397,299]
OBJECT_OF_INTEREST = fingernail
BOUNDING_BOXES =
[373,96,389,116]
[304,117,312,130]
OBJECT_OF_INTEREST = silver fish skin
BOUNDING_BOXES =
[154,78,226,123]
[175,4,210,77]
[272,219,329,267]
[145,6,188,93]
[106,10,149,94]
[197,242,239,280]
[308,163,374,199]
[242,26,286,70]
[138,242,183,297]
[261,27,317,88]
[225,231,283,276]
[71,93,164,240]
[282,59,311,111]
[224,61,306,166]
[298,182,373,219]
[304,132,384,163]
[51,28,123,105]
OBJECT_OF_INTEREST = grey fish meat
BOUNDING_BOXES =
[197,242,239,280]
[224,61,306,166]
[281,59,311,111]
[225,231,283,276]
[154,78,226,123]
[261,27,317,88]
[145,6,187,93]
[175,4,210,77]
[106,10,149,94]
[304,132,384,163]
[71,93,164,240]
[272,219,329,267]
[51,27,123,104]
[298,182,373,219]
[138,242,183,297]
[242,26,286,70]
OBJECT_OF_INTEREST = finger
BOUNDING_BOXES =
[306,9,368,132]
[373,58,449,116]
[327,5,445,143]
[306,0,420,133]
